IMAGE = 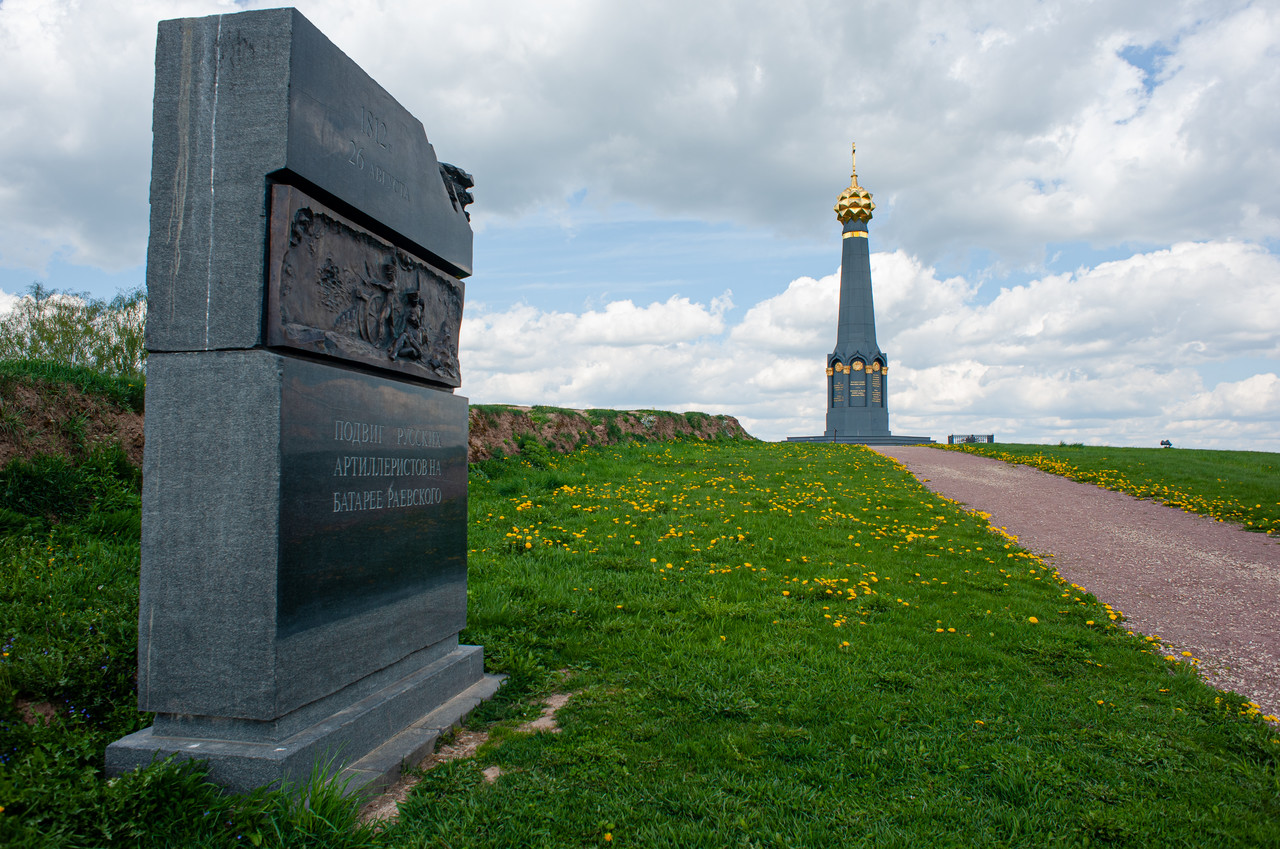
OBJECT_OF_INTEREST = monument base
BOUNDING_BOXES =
[106,646,504,796]
[786,434,935,445]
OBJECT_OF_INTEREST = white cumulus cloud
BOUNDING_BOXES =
[1178,374,1280,421]
[461,240,1280,450]
[3,0,1279,276]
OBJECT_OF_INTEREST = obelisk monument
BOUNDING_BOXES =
[789,144,932,445]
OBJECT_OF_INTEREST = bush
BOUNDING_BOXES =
[0,284,146,376]
[516,434,554,468]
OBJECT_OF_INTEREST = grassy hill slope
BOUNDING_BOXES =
[2,365,1277,846]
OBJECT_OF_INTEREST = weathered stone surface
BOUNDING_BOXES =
[136,350,282,720]
[145,7,471,354]
[111,8,490,795]
[132,350,469,721]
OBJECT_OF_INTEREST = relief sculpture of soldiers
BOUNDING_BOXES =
[268,184,465,387]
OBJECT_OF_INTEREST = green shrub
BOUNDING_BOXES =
[79,508,142,540]
[0,284,146,377]
[528,405,574,427]
[0,511,378,848]
[469,403,516,425]
[516,435,554,468]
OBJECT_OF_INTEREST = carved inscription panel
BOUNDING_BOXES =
[267,184,464,388]
[277,358,468,639]
[850,372,866,406]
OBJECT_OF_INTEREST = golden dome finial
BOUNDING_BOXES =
[835,141,875,223]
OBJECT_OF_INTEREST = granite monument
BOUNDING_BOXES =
[106,7,501,795]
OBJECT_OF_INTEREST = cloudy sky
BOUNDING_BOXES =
[2,0,1278,449]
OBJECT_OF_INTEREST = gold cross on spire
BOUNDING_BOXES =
[834,141,875,223]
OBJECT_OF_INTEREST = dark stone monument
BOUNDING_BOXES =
[789,144,933,446]
[106,7,501,795]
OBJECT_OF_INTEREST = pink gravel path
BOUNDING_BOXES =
[872,445,1280,719]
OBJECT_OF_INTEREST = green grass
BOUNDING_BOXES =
[0,359,145,413]
[941,442,1280,537]
[0,446,379,848]
[378,441,1280,847]
[468,403,522,417]
[4,439,1279,846]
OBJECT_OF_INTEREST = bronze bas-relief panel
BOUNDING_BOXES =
[267,184,464,388]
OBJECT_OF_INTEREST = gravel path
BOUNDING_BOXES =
[872,445,1280,719]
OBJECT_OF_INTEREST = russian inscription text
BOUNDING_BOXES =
[278,359,467,637]
[850,372,866,405]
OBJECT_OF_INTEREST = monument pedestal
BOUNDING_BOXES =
[786,433,935,445]
[108,646,502,795]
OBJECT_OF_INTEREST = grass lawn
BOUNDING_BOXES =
[3,436,1278,846]
[941,442,1279,537]
[385,440,1280,846]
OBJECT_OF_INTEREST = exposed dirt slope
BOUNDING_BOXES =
[468,405,753,462]
[0,377,144,468]
[0,380,751,468]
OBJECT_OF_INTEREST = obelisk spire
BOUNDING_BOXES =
[824,142,887,438]
[787,144,934,445]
